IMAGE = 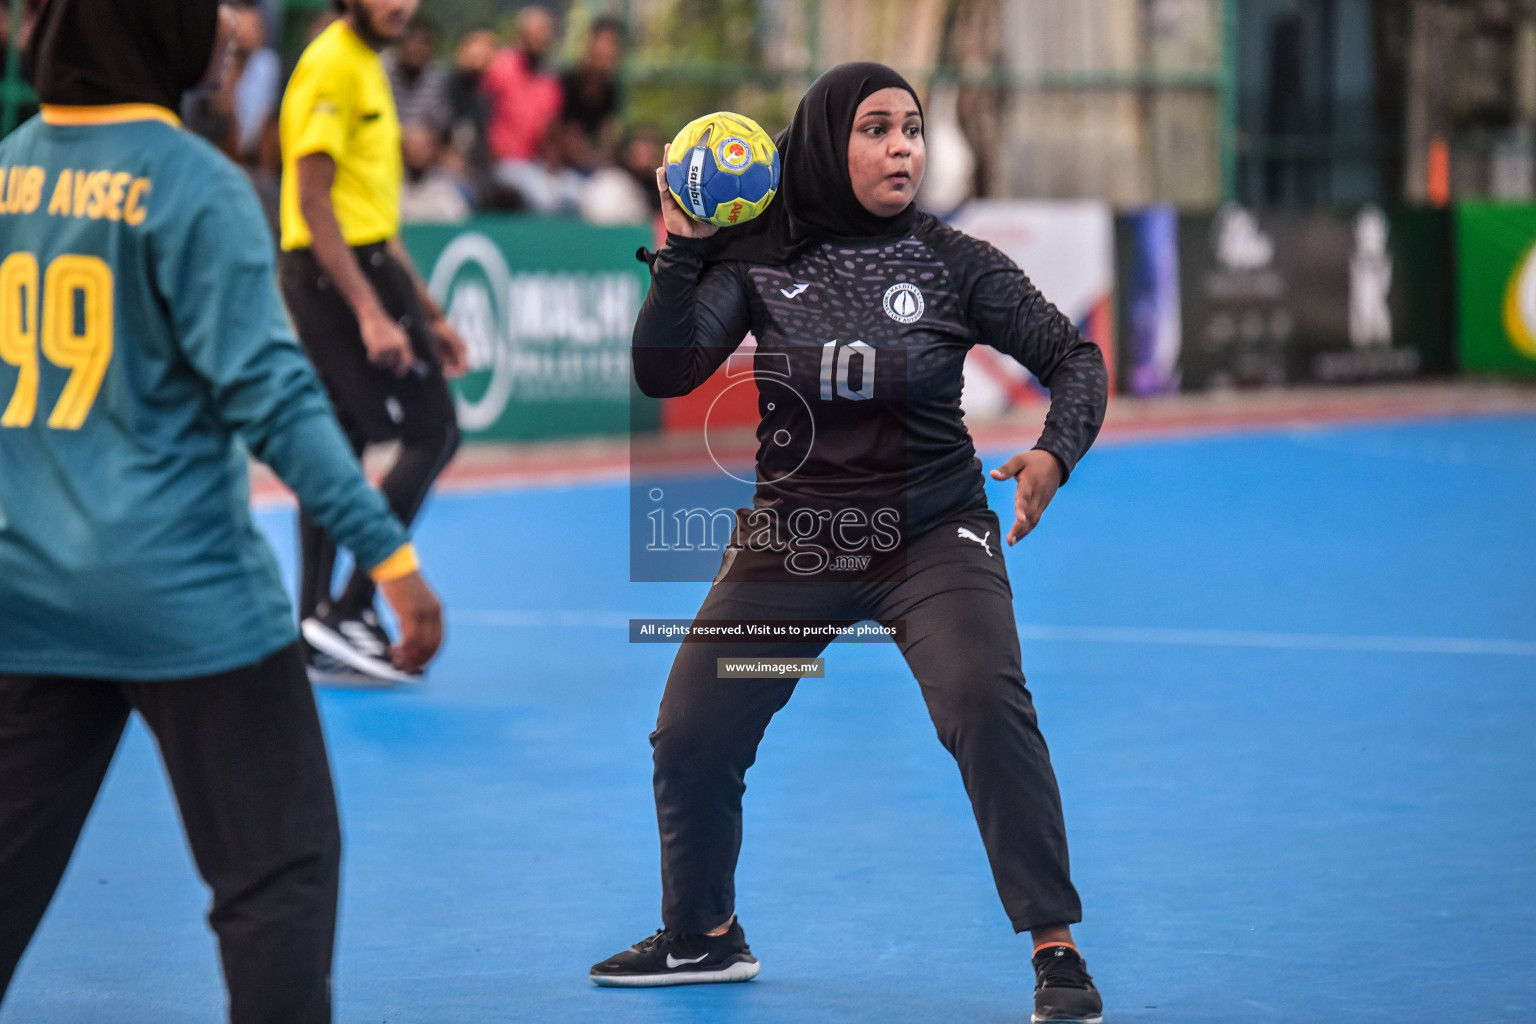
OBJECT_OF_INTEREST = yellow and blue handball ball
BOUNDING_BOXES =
[666,112,780,227]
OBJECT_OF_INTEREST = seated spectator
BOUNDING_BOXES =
[557,17,625,172]
[385,18,450,138]
[577,126,663,225]
[302,7,338,45]
[400,122,472,224]
[0,0,39,127]
[446,27,495,183]
[229,1,280,161]
[247,118,283,242]
[619,126,665,214]
[183,0,277,164]
[481,5,580,213]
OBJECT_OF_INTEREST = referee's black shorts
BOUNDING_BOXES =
[278,242,454,447]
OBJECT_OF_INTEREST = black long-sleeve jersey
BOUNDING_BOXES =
[634,211,1108,546]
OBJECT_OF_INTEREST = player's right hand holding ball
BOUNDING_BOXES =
[656,144,719,240]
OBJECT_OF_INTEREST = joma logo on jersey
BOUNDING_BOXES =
[883,282,924,324]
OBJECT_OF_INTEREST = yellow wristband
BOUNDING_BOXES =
[369,543,420,582]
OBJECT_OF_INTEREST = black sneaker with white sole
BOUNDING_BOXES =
[306,649,385,687]
[301,604,415,684]
[1032,944,1103,1023]
[590,919,760,987]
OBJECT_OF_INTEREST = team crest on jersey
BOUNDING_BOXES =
[883,282,924,324]
[716,136,752,171]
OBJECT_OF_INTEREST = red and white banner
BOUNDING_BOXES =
[947,200,1116,419]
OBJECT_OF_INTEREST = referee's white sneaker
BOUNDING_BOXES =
[301,605,416,684]
[589,919,760,987]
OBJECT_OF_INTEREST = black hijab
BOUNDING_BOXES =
[705,61,923,266]
[26,0,221,110]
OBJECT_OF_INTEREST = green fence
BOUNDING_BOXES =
[1457,203,1536,375]
[402,217,657,441]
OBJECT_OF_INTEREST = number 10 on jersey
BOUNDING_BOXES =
[820,339,875,401]
[0,252,114,430]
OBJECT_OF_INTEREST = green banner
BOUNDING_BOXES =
[1456,203,1536,375]
[403,217,658,441]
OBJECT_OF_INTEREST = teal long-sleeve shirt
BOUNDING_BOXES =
[0,107,410,680]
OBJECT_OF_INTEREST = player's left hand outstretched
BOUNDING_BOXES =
[429,314,469,379]
[990,449,1062,546]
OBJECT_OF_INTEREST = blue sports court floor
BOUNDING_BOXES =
[6,414,1535,1023]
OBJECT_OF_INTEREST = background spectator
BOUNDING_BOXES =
[481,5,577,212]
[400,121,472,223]
[229,0,280,161]
[577,124,662,225]
[445,27,496,196]
[0,1,38,128]
[557,16,625,172]
[247,118,283,240]
[385,18,450,138]
[618,126,664,214]
[302,6,338,45]
[183,0,277,166]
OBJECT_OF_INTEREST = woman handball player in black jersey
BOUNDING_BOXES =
[590,62,1108,1024]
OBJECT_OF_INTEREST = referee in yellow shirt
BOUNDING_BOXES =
[278,0,467,683]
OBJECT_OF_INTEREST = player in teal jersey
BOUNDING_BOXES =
[0,2,444,1020]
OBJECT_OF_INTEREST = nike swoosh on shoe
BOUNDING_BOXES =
[666,953,709,968]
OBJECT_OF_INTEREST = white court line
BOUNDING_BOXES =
[1011,624,1536,657]
[452,611,1536,657]
[456,609,634,629]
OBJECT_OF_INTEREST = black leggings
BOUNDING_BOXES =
[652,507,1083,934]
[279,245,460,620]
[294,404,457,619]
[0,644,339,1023]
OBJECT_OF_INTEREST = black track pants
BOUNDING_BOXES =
[652,507,1083,934]
[0,644,340,1024]
[279,244,460,621]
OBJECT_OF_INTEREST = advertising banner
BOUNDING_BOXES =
[1171,205,1452,390]
[1114,207,1183,396]
[947,200,1117,417]
[1457,203,1536,375]
[403,218,657,441]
